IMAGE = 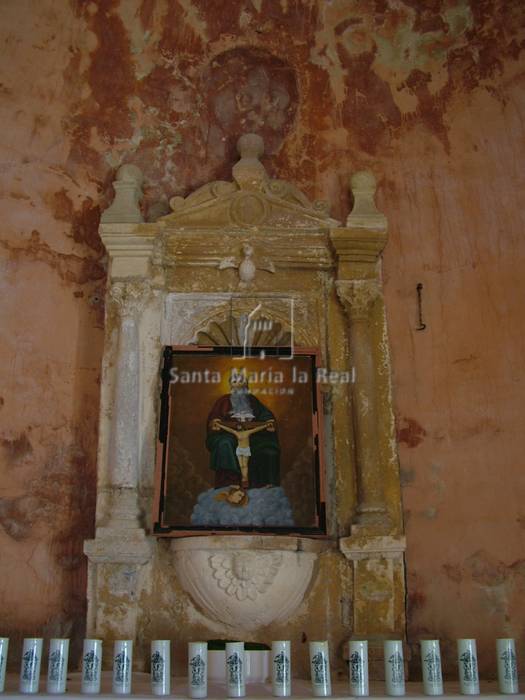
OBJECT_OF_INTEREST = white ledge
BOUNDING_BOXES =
[1,674,517,699]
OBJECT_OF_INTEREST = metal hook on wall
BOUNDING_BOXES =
[416,283,426,331]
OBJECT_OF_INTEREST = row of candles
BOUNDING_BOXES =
[0,637,520,697]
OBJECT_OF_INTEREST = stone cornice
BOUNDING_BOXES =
[330,227,387,265]
[162,228,334,270]
[99,224,156,257]
[99,224,335,271]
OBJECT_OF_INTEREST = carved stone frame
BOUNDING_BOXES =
[84,134,406,674]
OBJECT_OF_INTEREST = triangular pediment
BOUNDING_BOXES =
[159,134,340,230]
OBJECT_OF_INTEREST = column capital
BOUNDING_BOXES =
[109,279,152,319]
[336,279,381,321]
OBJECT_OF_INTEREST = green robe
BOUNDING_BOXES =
[206,393,280,488]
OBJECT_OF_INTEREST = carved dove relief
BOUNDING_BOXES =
[218,244,275,287]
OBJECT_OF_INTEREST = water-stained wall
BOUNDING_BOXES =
[0,0,523,678]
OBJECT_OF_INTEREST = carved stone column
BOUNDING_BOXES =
[331,172,389,529]
[106,281,150,528]
[84,162,157,659]
[331,172,406,658]
[84,280,153,648]
[336,279,386,526]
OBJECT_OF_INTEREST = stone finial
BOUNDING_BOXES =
[232,133,267,190]
[116,164,143,185]
[346,170,387,231]
[237,133,264,159]
[101,163,144,224]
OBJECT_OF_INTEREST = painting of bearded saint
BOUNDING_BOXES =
[190,371,296,527]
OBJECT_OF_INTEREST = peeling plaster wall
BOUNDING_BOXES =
[0,0,524,678]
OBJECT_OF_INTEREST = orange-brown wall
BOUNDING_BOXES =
[1,0,524,678]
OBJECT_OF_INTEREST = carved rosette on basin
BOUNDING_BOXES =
[171,536,321,630]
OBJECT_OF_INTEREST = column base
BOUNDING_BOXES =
[339,533,406,662]
[84,527,153,565]
[355,505,392,532]
[97,486,142,531]
[84,529,154,670]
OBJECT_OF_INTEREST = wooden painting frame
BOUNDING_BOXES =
[153,346,326,536]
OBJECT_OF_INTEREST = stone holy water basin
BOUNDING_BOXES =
[171,535,332,630]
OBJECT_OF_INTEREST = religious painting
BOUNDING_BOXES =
[153,346,326,534]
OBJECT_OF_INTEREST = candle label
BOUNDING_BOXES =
[424,649,442,683]
[501,649,518,682]
[151,652,165,684]
[83,651,100,682]
[312,652,328,685]
[48,650,64,682]
[114,651,130,684]
[189,654,206,687]
[388,651,404,684]
[459,650,478,682]
[226,652,243,685]
[350,651,364,685]
[22,649,38,682]
[273,651,290,684]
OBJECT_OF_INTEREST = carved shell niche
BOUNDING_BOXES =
[193,315,292,348]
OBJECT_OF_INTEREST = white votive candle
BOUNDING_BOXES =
[271,641,291,697]
[19,638,43,694]
[384,640,405,696]
[348,640,368,697]
[188,642,207,698]
[225,642,245,698]
[112,640,133,694]
[0,638,9,693]
[420,640,443,696]
[46,639,69,694]
[497,638,519,694]
[151,640,170,695]
[309,641,331,697]
[457,639,479,695]
[81,639,102,694]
